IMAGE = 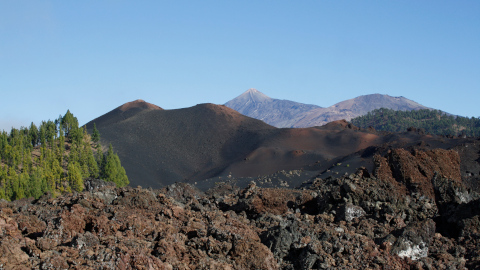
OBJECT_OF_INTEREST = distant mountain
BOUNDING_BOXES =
[225,90,429,128]
[224,89,321,128]
[85,99,419,189]
[86,99,478,191]
[292,94,430,127]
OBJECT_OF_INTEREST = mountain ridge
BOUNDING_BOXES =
[224,89,321,128]
[85,99,478,192]
[292,93,429,127]
[86,101,277,188]
[225,90,429,128]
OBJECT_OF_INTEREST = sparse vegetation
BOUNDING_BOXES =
[0,111,128,201]
[351,108,480,137]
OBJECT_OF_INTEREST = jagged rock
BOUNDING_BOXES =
[335,203,366,222]
[0,238,29,266]
[374,148,461,199]
[0,149,479,269]
[231,185,314,217]
[433,173,477,207]
[71,231,100,249]
[260,216,303,261]
[83,178,116,191]
[392,219,436,260]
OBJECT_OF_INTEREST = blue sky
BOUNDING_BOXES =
[1,1,479,131]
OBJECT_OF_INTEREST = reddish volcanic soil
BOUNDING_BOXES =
[118,99,163,112]
[86,100,480,193]
[2,100,480,269]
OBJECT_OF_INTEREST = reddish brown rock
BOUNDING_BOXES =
[374,148,461,199]
[232,183,315,217]
[0,238,29,267]
[0,167,477,270]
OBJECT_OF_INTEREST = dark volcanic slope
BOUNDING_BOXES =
[87,100,386,188]
[86,101,276,188]
[87,100,479,191]
[88,99,164,128]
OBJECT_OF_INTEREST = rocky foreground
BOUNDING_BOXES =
[1,148,480,269]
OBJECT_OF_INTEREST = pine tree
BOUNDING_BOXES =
[0,109,131,200]
[15,172,28,200]
[70,125,83,145]
[0,131,8,159]
[95,146,103,169]
[28,167,43,199]
[58,128,65,163]
[67,163,83,192]
[0,185,6,200]
[39,122,47,146]
[0,166,6,200]
[112,153,129,187]
[45,120,56,144]
[84,145,99,178]
[61,110,79,137]
[51,158,63,189]
[103,144,129,187]
[92,123,100,144]
[5,166,17,200]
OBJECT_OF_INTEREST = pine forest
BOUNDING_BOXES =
[351,108,480,137]
[0,110,128,201]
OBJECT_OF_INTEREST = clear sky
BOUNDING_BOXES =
[1,1,479,131]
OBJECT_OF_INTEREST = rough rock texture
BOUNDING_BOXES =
[374,148,462,199]
[0,183,278,270]
[86,97,480,196]
[1,148,479,269]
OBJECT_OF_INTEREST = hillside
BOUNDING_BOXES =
[225,90,429,128]
[86,101,277,188]
[225,89,321,128]
[87,100,384,188]
[351,108,480,137]
[86,100,383,188]
[2,100,480,269]
[0,110,128,201]
[86,100,480,193]
[292,94,429,127]
[1,150,479,268]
